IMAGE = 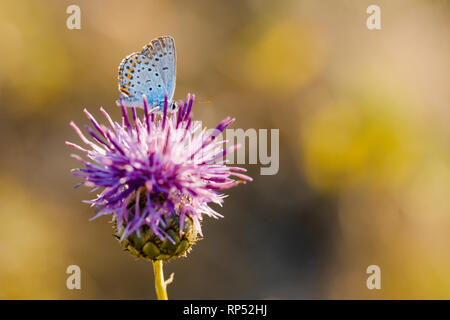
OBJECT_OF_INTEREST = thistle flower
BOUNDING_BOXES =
[66,94,252,263]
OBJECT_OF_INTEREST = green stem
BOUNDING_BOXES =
[152,260,168,300]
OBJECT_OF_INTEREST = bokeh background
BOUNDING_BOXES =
[0,0,449,299]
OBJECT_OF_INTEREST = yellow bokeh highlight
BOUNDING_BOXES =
[0,178,68,299]
[229,20,326,93]
[301,92,421,193]
[0,0,70,113]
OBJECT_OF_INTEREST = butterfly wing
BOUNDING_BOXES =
[143,36,176,104]
[118,53,166,108]
[117,36,176,110]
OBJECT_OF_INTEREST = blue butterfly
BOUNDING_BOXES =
[117,36,177,111]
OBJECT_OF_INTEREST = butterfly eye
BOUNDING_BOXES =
[171,102,178,110]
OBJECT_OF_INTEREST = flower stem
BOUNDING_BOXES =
[152,260,168,300]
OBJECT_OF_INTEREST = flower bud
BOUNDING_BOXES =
[114,210,199,261]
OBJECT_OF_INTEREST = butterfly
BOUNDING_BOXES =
[117,36,177,111]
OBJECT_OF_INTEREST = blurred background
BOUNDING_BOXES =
[0,0,449,299]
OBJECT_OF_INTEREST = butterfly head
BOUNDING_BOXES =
[150,99,178,113]
[170,100,178,111]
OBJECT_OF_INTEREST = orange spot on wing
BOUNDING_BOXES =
[120,87,130,96]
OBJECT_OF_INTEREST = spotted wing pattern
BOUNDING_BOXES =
[118,36,176,110]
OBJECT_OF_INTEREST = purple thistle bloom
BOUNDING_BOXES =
[66,94,252,243]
